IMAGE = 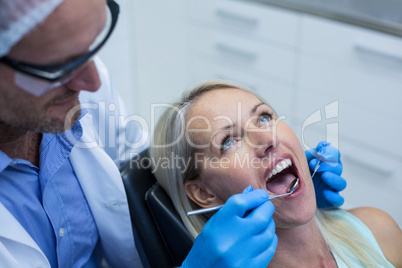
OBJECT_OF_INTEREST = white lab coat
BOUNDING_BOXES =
[0,58,147,267]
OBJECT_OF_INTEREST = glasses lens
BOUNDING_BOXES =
[15,72,60,96]
[14,59,93,97]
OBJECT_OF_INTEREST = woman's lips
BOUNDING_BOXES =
[264,153,306,199]
[265,153,298,193]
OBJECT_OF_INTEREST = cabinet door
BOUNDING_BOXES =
[296,15,402,158]
[188,25,297,83]
[188,0,300,48]
[188,57,295,120]
[302,15,402,70]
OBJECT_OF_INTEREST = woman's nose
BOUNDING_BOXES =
[246,127,279,158]
[65,60,101,92]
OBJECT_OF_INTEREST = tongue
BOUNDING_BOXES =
[266,172,296,195]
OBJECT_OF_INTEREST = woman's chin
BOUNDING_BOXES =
[273,196,317,229]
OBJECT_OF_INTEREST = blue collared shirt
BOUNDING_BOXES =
[0,110,99,267]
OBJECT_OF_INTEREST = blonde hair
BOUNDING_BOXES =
[315,210,391,267]
[150,79,265,237]
[150,79,391,266]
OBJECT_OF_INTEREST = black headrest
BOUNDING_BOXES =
[120,149,193,268]
[120,149,173,268]
[146,183,194,265]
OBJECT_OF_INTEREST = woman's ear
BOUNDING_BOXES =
[184,179,222,208]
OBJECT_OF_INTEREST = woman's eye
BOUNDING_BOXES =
[222,138,236,151]
[258,114,272,126]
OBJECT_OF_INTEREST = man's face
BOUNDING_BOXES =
[0,0,107,133]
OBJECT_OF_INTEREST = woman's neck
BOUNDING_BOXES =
[268,218,337,268]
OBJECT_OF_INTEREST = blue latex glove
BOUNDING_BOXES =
[305,141,347,208]
[181,186,278,268]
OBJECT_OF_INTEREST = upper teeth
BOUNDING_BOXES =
[267,159,292,180]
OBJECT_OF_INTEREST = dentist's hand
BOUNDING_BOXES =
[305,141,347,208]
[181,186,277,268]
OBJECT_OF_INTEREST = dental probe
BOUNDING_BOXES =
[187,178,299,216]
[310,160,321,179]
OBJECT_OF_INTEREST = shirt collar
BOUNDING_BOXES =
[0,151,12,173]
[38,107,88,185]
[40,106,88,150]
[60,107,87,147]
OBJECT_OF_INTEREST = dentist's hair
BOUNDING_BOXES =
[150,80,390,267]
[0,0,64,57]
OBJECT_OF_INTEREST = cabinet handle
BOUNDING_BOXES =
[216,9,259,26]
[215,43,257,60]
[343,154,394,178]
[354,40,402,62]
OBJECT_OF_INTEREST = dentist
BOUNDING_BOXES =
[0,0,346,267]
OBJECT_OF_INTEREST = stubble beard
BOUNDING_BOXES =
[0,91,82,134]
[40,98,82,133]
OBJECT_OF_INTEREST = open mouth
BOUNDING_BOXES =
[266,158,300,195]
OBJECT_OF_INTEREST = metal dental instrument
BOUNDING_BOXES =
[310,160,321,179]
[187,178,300,216]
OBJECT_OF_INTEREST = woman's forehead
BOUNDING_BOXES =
[186,88,267,146]
[190,88,260,118]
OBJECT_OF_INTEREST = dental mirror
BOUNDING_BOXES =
[287,177,299,193]
[187,178,300,216]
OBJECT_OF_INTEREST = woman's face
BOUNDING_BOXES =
[185,88,316,228]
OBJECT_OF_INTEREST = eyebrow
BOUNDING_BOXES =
[211,123,235,140]
[211,102,266,139]
[251,102,265,114]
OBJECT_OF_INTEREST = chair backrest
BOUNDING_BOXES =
[146,184,194,265]
[120,149,193,268]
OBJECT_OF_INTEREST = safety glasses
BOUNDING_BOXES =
[0,0,119,96]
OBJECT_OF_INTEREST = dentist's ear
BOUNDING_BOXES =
[184,179,222,208]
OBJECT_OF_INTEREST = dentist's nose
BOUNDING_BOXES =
[65,60,101,92]
[246,127,279,158]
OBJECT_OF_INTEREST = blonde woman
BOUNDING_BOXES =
[151,80,401,267]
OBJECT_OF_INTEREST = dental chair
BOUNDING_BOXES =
[120,149,193,268]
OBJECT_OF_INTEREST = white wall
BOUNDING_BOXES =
[100,0,187,125]
[99,0,138,114]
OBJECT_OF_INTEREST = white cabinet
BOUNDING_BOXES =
[294,15,402,225]
[187,0,402,225]
[188,0,300,48]
[187,0,301,125]
[188,57,294,117]
[296,15,402,156]
[188,25,297,83]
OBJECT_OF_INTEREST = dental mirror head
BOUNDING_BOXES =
[286,178,299,194]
